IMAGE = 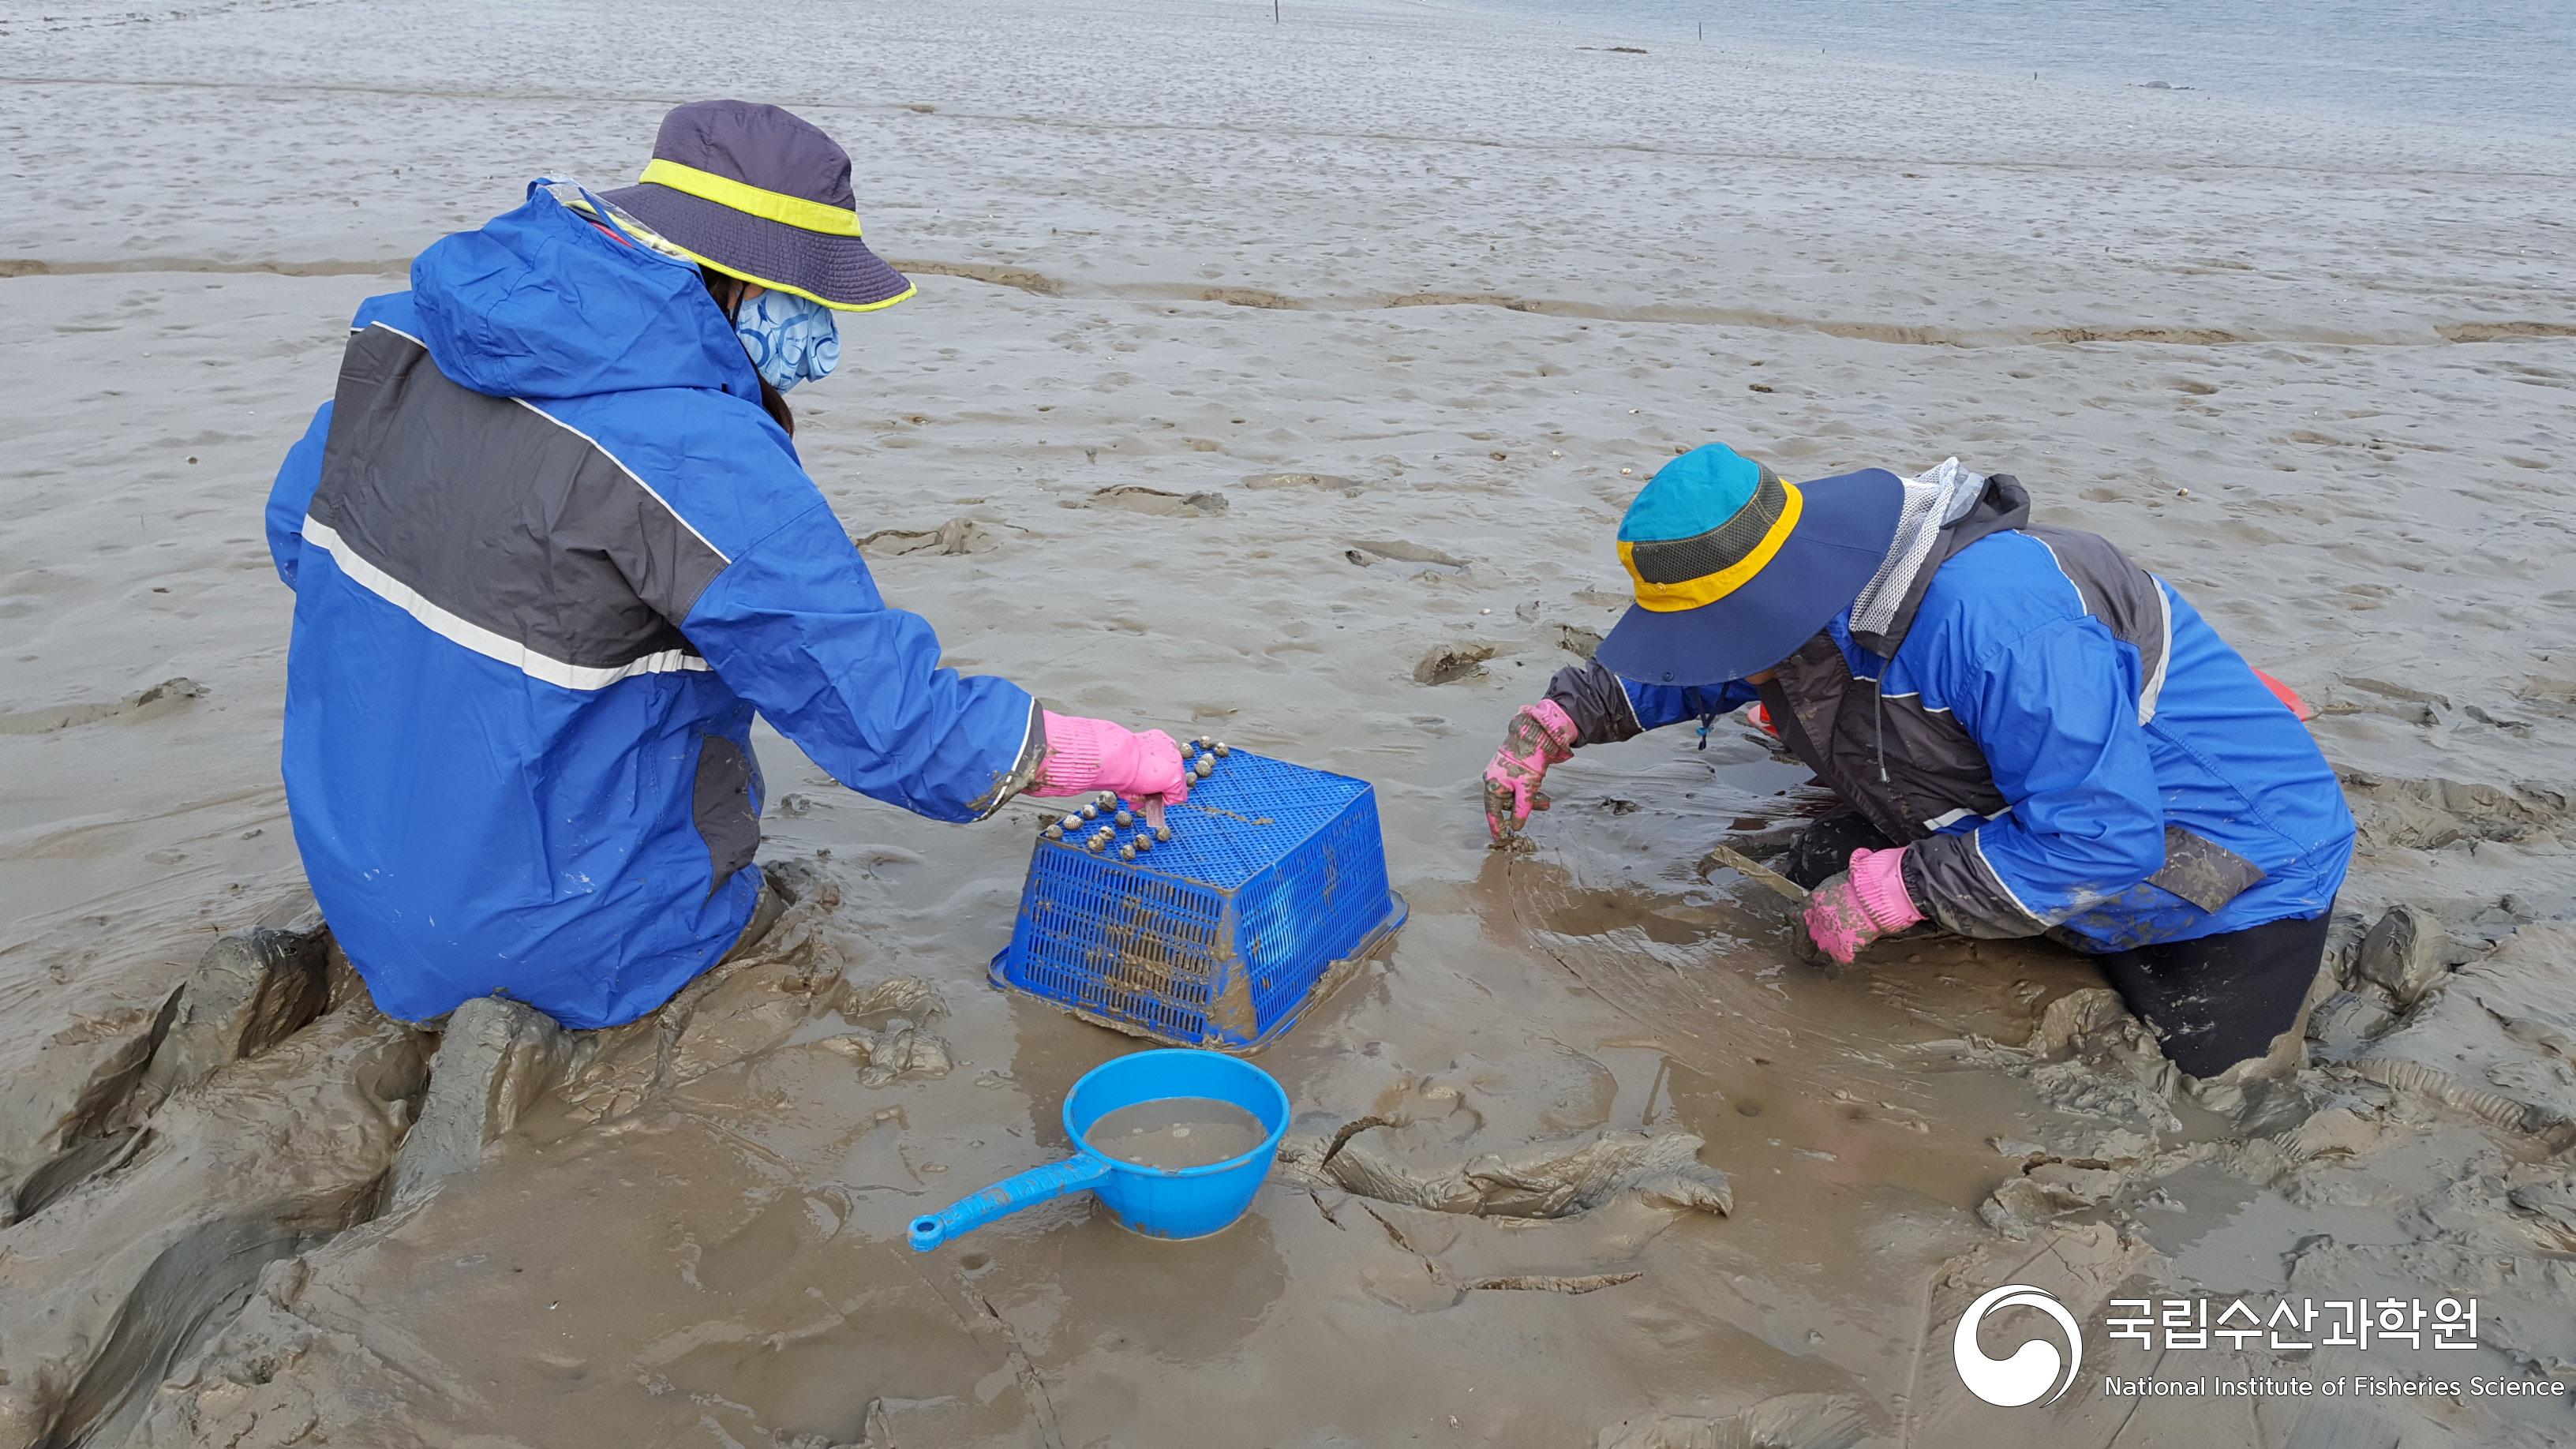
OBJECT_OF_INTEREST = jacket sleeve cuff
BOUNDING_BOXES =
[1543,660,1642,747]
[1904,829,2051,939]
[966,698,1048,819]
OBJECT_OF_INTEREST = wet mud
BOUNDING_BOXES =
[5,0,2574,1443]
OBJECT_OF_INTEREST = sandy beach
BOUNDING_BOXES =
[3,0,2574,1443]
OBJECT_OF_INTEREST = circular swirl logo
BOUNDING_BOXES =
[1953,1284,2084,1407]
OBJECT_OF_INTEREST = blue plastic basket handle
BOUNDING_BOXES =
[909,1156,1114,1251]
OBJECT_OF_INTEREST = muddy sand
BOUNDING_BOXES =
[3,0,2574,1444]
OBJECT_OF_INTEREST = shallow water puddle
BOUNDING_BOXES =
[2136,1160,2417,1292]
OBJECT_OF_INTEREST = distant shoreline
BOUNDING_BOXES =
[1419,0,2576,141]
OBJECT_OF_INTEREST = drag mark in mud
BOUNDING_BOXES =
[11,73,2571,189]
[1462,1270,1642,1294]
[1500,845,1900,1111]
[8,255,2571,350]
[1279,1119,1732,1219]
[32,1213,324,1449]
[0,676,204,736]
[0,257,404,279]
[901,1257,1065,1449]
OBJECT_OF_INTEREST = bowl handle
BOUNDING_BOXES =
[908,1156,1114,1251]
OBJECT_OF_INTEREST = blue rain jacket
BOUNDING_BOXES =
[266,183,1039,1028]
[1610,527,2353,950]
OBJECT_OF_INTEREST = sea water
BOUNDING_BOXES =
[1479,0,2576,135]
[1083,1098,1268,1170]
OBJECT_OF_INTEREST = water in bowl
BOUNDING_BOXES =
[1083,1096,1267,1170]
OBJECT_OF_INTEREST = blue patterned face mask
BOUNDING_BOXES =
[732,290,840,393]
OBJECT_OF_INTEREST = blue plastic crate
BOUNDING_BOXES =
[990,748,1406,1052]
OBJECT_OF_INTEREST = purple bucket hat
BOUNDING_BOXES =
[598,99,914,313]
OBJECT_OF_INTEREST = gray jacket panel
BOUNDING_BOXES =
[310,322,728,672]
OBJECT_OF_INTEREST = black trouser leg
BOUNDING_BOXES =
[1775,812,2330,1076]
[2090,910,2334,1077]
[1776,811,1900,891]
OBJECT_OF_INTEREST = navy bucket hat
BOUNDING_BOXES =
[599,99,914,312]
[1595,444,1904,686]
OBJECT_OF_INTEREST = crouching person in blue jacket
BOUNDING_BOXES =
[267,101,1187,1032]
[1483,444,2355,1078]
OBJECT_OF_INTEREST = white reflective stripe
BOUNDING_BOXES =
[1969,828,2048,928]
[361,320,731,567]
[302,516,710,691]
[1923,807,1979,831]
[2138,576,2175,725]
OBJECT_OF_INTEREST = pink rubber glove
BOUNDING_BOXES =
[1800,847,1926,964]
[1031,712,1189,807]
[1484,699,1578,842]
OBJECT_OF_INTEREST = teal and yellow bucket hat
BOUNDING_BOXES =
[1594,444,1903,685]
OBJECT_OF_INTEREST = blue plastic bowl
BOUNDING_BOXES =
[908,1049,1290,1252]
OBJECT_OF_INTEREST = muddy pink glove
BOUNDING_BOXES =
[1484,699,1578,841]
[1031,712,1189,804]
[1801,846,1926,964]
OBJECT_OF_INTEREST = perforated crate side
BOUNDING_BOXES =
[1005,846,1233,1043]
[992,751,1402,1050]
[1230,786,1394,1032]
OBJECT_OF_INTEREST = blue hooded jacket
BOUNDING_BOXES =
[266,183,1040,1028]
[1546,474,2353,951]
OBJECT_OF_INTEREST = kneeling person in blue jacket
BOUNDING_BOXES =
[1483,444,2354,1078]
[267,101,1188,1031]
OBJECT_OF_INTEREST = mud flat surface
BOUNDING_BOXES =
[3,0,2574,1444]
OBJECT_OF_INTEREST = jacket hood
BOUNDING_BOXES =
[1852,472,2033,655]
[407,181,763,403]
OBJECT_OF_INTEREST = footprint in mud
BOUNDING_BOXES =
[855,516,1003,557]
[549,862,920,1124]
[890,257,1063,296]
[687,1191,844,1295]
[1075,484,1228,516]
[1938,986,2183,1145]
[1349,538,1468,576]
[1242,470,1365,494]
[1412,642,1496,685]
[1358,1074,1488,1147]
[6,916,345,1230]
[0,676,203,735]
[1546,622,1603,659]
[1494,842,2078,1143]
[2338,923,2576,1150]
[1275,1120,1732,1219]
[0,1005,424,1449]
[814,1018,953,1088]
[1196,284,1301,309]
[1535,882,1724,948]
[1600,1395,1872,1449]
[2338,770,2571,849]
[1283,1122,1728,1316]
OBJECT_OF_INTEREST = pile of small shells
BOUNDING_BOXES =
[1037,743,1239,859]
[1179,736,1230,781]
